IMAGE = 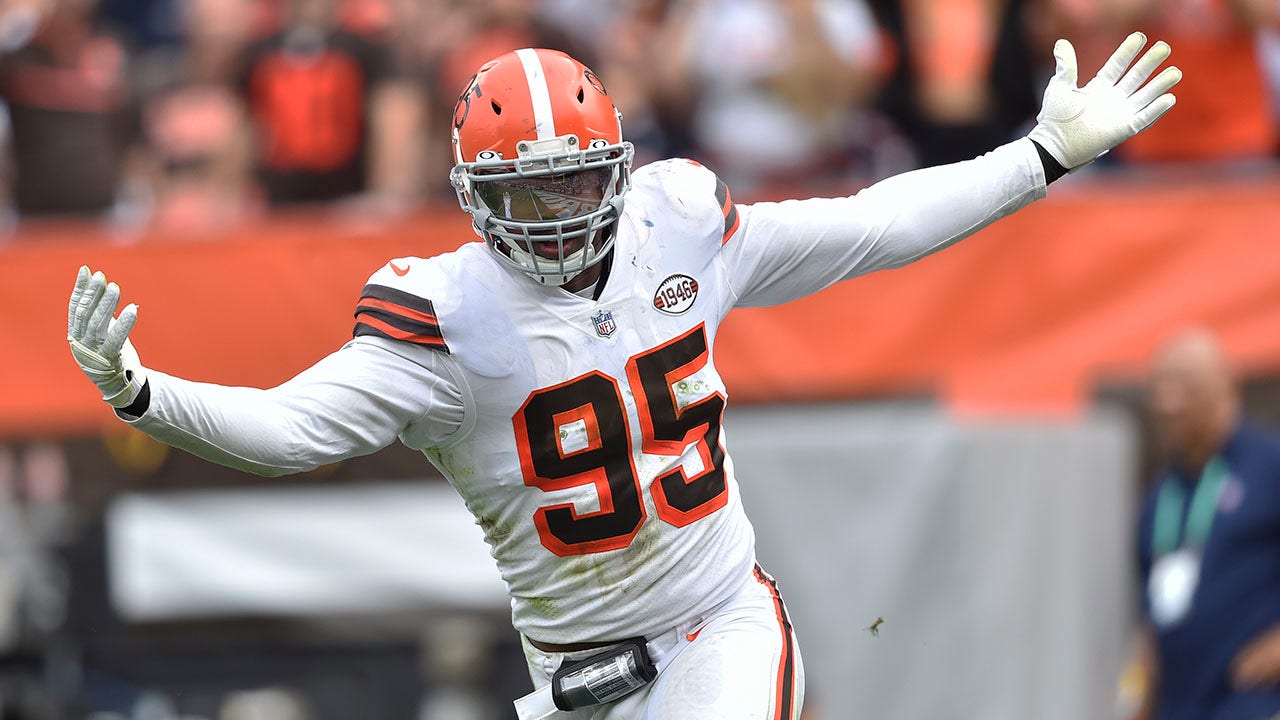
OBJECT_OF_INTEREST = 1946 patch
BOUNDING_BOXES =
[653,274,699,315]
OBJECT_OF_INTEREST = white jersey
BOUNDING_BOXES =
[122,139,1046,644]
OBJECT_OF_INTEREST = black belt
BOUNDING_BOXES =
[527,636,626,653]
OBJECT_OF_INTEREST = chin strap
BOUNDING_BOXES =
[591,248,614,300]
[486,221,618,288]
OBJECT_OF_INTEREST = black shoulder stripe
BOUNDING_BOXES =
[359,283,437,316]
[715,178,740,244]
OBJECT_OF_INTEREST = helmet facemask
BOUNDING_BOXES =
[452,134,634,287]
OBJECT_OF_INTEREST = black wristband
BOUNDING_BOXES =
[114,376,151,419]
[1032,140,1069,184]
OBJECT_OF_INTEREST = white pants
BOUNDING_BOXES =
[520,565,804,720]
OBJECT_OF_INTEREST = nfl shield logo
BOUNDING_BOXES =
[592,310,617,338]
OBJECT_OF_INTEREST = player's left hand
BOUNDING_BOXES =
[1231,622,1280,690]
[1028,32,1182,170]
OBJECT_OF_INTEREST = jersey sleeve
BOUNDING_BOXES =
[121,336,467,476]
[718,138,1048,308]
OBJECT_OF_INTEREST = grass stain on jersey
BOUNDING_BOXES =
[528,596,558,618]
[422,447,476,481]
[563,554,594,583]
[626,529,661,582]
[592,558,615,592]
[476,512,514,544]
[559,554,611,600]
[567,552,619,594]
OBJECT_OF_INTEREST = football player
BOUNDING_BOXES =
[68,36,1180,719]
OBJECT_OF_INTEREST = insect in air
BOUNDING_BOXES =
[864,617,885,637]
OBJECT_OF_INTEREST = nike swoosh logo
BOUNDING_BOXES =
[390,261,410,276]
[686,625,705,642]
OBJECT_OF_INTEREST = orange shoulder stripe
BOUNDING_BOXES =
[354,315,447,348]
[356,296,440,326]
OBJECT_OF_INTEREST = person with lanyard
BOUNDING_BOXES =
[1131,329,1280,720]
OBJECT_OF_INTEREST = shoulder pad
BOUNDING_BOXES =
[353,257,449,353]
[632,159,740,245]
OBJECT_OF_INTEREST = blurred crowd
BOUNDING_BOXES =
[0,0,1276,237]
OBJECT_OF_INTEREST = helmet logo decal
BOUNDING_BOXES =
[653,274,699,315]
[584,69,607,96]
[453,75,480,130]
[476,150,502,160]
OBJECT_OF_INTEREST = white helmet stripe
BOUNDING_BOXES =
[515,48,555,140]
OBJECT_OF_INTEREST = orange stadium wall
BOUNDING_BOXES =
[3,176,1280,439]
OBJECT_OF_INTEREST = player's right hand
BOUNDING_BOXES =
[68,266,147,409]
[1028,32,1182,170]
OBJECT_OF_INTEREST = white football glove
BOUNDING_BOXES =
[67,265,147,409]
[1028,32,1182,170]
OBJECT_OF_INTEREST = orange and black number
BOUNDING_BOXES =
[628,323,727,527]
[514,325,729,556]
[514,372,646,557]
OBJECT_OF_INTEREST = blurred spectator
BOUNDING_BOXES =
[536,0,631,58]
[0,0,142,219]
[99,0,181,51]
[417,0,589,110]
[1130,329,1280,720]
[237,0,421,211]
[673,0,882,190]
[869,0,1046,168]
[590,0,696,167]
[0,441,73,661]
[133,0,258,233]
[1049,0,1278,162]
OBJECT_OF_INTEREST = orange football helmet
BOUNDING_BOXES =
[450,48,634,287]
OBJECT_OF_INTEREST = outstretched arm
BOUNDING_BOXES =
[68,267,466,476]
[722,33,1181,308]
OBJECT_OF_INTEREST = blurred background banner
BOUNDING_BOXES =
[106,482,508,621]
[0,0,1279,718]
[731,403,1138,720]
